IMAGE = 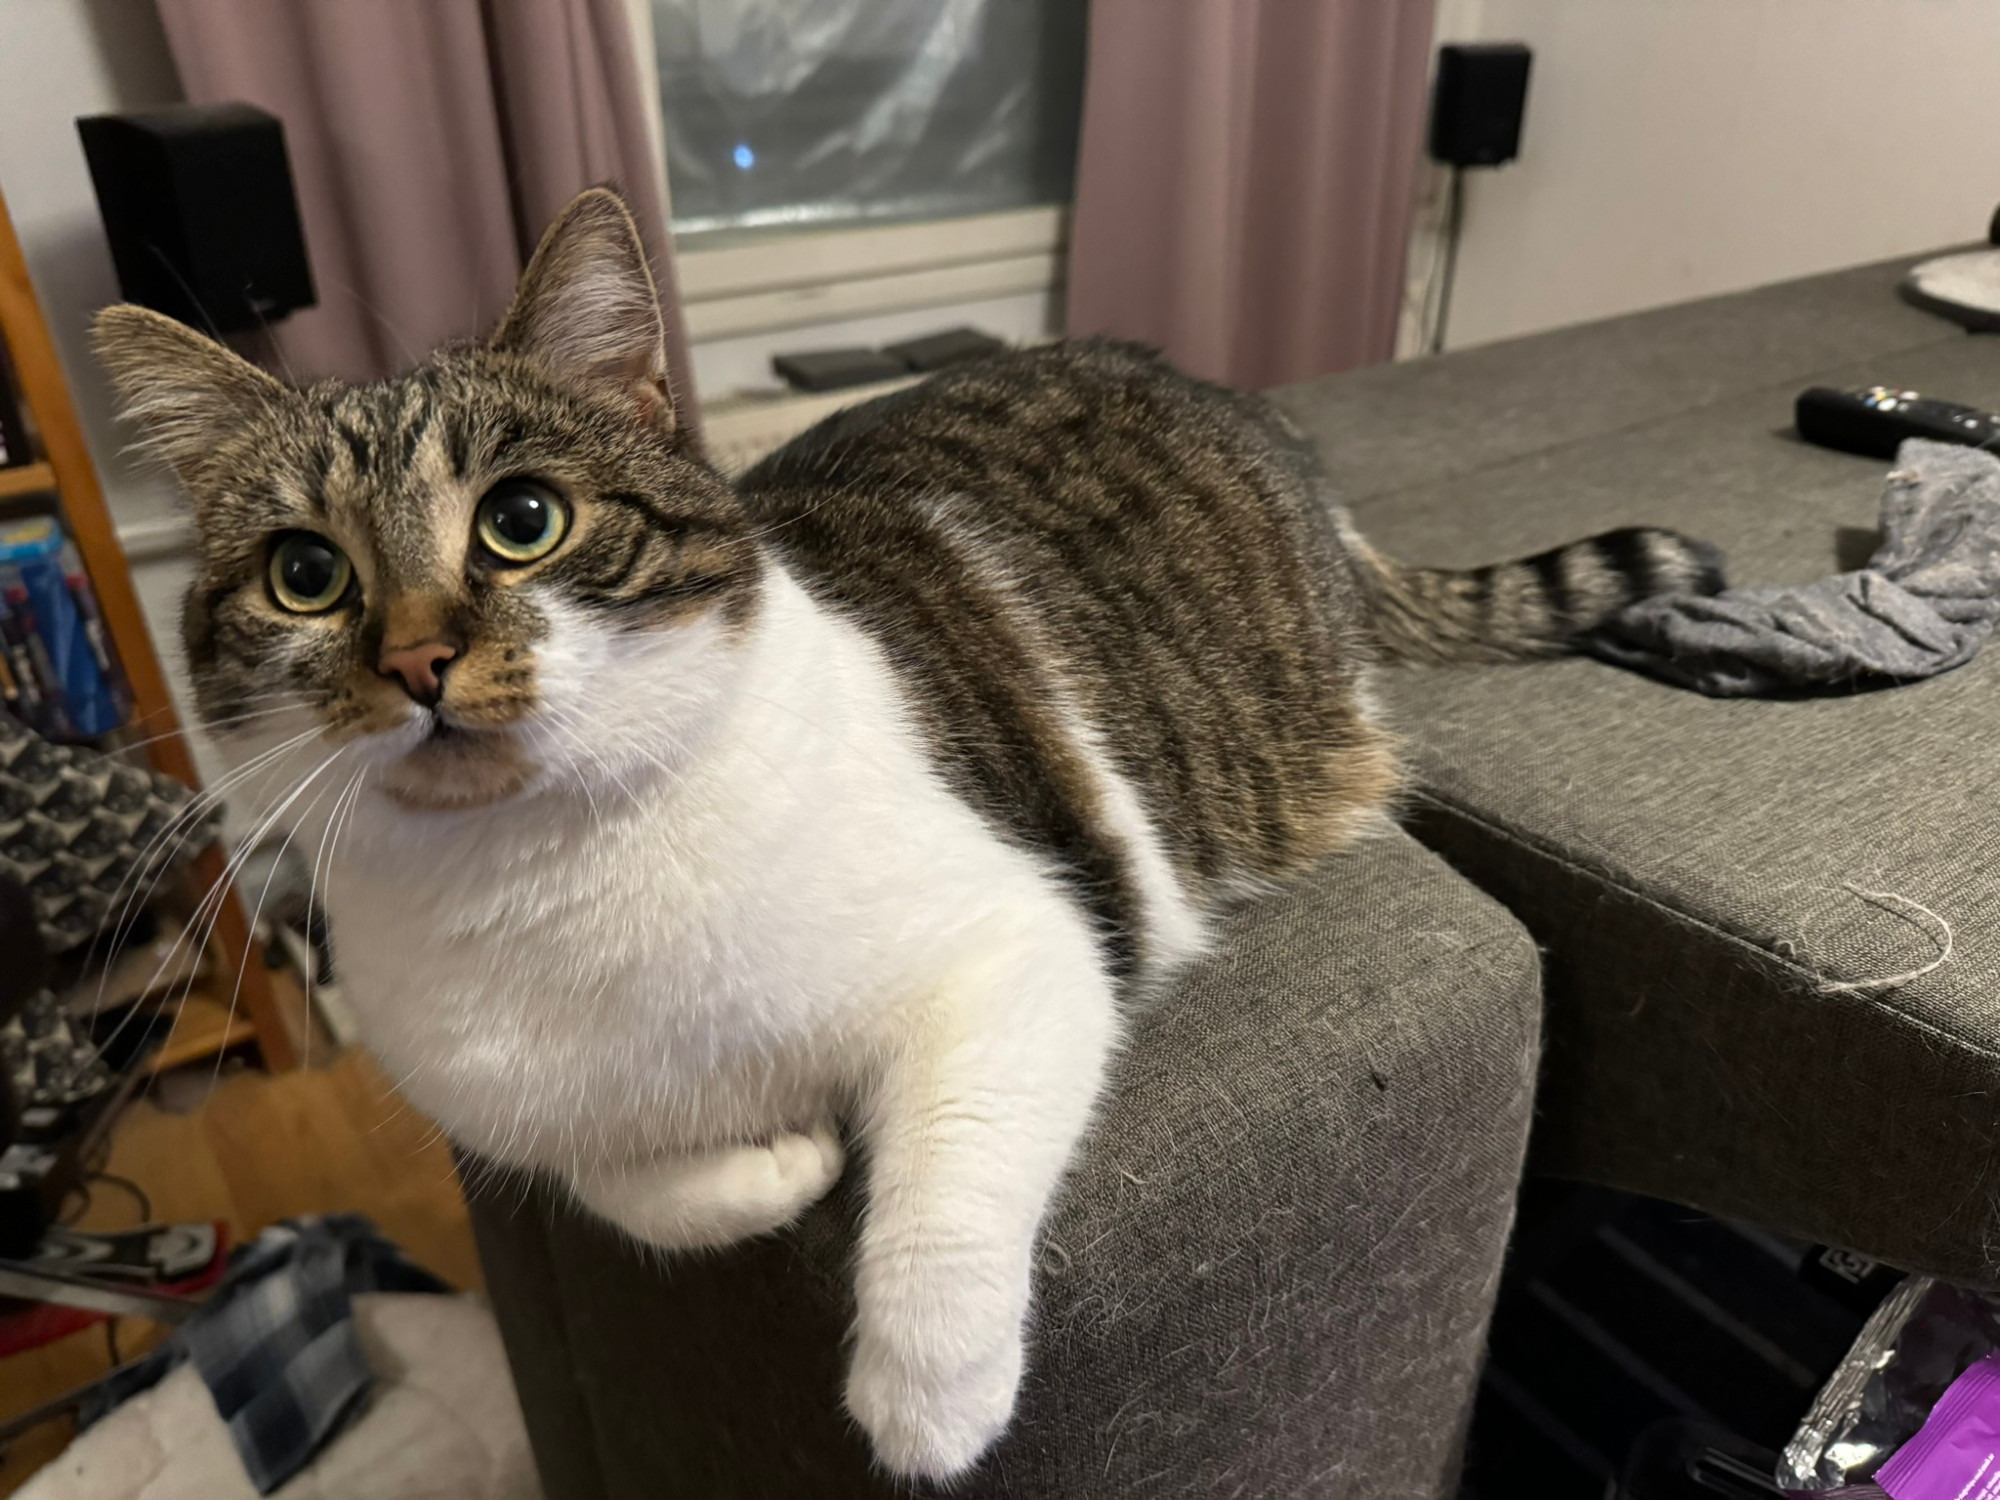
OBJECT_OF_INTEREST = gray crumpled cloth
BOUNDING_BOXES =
[1590,439,2000,696]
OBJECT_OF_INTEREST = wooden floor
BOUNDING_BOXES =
[0,1050,479,1495]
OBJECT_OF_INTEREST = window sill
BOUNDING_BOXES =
[677,205,1068,342]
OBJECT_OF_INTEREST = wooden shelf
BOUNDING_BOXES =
[0,460,56,500]
[145,989,260,1075]
[0,183,296,1071]
[143,965,312,1077]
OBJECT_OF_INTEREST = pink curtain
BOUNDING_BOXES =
[1066,0,1435,390]
[155,0,698,430]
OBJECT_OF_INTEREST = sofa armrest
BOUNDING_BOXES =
[470,829,1541,1497]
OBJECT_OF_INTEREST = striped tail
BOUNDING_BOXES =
[1348,525,1727,664]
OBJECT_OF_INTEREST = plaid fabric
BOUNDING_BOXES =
[84,1214,450,1494]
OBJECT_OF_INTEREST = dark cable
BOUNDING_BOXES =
[59,1182,94,1226]
[1429,166,1467,356]
[104,1319,121,1367]
[1413,176,1455,353]
[89,1172,153,1224]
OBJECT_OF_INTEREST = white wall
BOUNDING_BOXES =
[1405,0,2000,354]
[0,0,184,532]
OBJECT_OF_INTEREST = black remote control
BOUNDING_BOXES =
[1795,385,2000,459]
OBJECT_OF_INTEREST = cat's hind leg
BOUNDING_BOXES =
[573,1123,844,1251]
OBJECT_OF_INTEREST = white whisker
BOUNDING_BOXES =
[206,744,354,1093]
[115,740,352,1079]
[304,762,371,1068]
[84,725,326,1026]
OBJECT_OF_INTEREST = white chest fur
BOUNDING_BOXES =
[323,568,1087,1173]
[307,559,1210,1480]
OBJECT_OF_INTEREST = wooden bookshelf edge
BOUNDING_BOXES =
[0,186,297,1072]
[0,459,57,501]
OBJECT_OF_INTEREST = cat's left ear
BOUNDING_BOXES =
[494,187,678,435]
[93,304,294,489]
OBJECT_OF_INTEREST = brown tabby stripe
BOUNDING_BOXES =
[1348,523,1726,665]
[740,340,1399,965]
[121,259,1723,974]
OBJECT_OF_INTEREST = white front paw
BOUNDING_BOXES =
[575,1121,845,1251]
[845,1326,1023,1480]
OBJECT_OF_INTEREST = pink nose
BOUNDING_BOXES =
[378,641,457,706]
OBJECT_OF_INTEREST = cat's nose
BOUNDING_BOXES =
[378,640,458,708]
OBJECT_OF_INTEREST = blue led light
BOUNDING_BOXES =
[733,142,755,170]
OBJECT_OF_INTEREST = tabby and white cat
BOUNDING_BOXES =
[95,190,1718,1479]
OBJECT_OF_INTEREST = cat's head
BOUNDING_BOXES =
[96,189,760,812]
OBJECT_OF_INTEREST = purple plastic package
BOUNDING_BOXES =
[1782,1277,2000,1496]
[1877,1353,2000,1499]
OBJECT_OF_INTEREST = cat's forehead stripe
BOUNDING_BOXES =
[316,380,436,481]
[301,441,333,518]
[391,380,436,472]
[445,411,472,478]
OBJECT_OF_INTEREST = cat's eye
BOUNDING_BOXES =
[475,479,569,565]
[267,532,353,614]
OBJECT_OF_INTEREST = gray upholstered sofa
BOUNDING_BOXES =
[470,832,1540,1497]
[1270,250,2000,1285]
[470,252,1999,1495]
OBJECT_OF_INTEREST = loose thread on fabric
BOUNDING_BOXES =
[1816,884,1954,994]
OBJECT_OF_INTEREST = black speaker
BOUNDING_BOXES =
[77,102,316,334]
[1429,43,1533,168]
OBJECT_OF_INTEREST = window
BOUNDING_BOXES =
[649,0,1088,242]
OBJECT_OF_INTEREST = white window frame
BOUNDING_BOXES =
[628,1,1070,465]
[677,205,1067,342]
[682,206,1069,472]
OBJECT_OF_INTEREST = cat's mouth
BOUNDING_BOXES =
[380,713,535,811]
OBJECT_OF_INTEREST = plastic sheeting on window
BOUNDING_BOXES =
[650,0,1087,241]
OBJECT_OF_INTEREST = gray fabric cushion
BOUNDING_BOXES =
[469,829,1541,1498]
[1272,252,2000,1282]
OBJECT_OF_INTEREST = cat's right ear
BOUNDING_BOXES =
[92,305,291,486]
[492,188,679,436]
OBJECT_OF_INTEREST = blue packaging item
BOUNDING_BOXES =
[0,517,123,738]
[59,541,132,722]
